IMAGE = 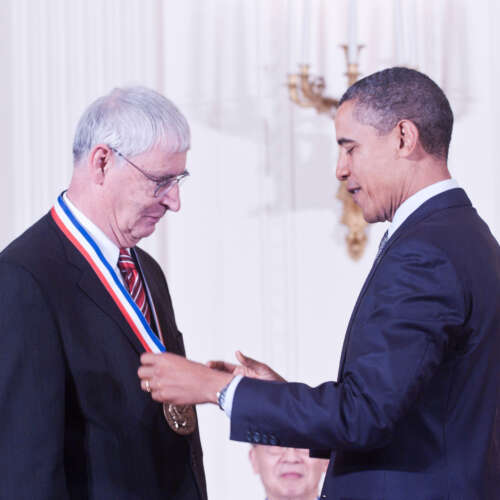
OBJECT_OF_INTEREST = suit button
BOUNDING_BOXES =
[269,434,278,445]
[321,494,327,498]
[253,431,261,443]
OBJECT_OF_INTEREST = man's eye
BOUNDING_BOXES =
[157,178,174,188]
[347,146,355,155]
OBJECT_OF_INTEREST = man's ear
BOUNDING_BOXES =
[248,447,260,475]
[396,119,419,158]
[88,144,112,185]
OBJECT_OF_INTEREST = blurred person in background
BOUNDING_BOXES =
[249,444,327,500]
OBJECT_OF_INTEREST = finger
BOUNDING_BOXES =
[235,350,246,364]
[137,366,156,380]
[207,360,223,369]
[140,379,152,392]
[208,360,238,372]
[235,350,258,368]
[140,352,161,366]
[150,389,167,403]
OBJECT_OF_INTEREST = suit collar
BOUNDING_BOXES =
[388,179,459,239]
[383,187,471,257]
[373,187,470,277]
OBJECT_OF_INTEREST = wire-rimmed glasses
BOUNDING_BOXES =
[110,146,189,198]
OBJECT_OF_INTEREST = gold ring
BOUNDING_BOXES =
[145,379,151,393]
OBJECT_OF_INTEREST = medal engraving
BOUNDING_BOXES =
[163,403,197,435]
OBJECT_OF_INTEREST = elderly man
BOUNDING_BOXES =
[0,87,206,499]
[138,67,500,499]
[249,445,327,500]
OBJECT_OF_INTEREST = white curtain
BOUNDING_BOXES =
[1,1,499,498]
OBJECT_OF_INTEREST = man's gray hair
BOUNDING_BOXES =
[72,86,190,163]
[339,67,453,160]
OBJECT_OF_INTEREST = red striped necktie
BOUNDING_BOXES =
[118,248,151,325]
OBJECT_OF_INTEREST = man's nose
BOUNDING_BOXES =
[336,152,350,181]
[160,184,181,212]
[281,447,305,463]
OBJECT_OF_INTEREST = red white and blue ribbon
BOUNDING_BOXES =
[51,193,165,353]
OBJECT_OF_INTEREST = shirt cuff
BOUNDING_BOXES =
[221,375,243,418]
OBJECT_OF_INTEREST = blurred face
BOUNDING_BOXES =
[102,146,187,247]
[249,446,327,500]
[335,100,404,223]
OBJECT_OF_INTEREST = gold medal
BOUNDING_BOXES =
[163,403,197,435]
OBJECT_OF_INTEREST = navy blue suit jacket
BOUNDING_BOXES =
[230,189,500,499]
[0,213,207,500]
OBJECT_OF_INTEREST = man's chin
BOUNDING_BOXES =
[278,484,308,498]
[360,209,379,224]
[131,225,156,243]
[351,200,372,223]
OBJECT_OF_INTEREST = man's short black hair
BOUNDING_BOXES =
[339,67,453,160]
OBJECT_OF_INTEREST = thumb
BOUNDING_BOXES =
[235,350,259,368]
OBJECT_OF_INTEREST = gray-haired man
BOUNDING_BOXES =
[0,87,207,499]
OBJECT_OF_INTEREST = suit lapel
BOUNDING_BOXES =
[134,249,181,355]
[77,269,145,354]
[336,188,471,379]
[49,214,146,355]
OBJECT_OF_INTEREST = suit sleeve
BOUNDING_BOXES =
[230,240,466,452]
[0,262,69,498]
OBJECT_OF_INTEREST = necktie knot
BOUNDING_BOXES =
[118,248,135,275]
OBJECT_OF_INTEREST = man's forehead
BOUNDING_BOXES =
[335,115,357,145]
[335,100,383,143]
[335,101,357,133]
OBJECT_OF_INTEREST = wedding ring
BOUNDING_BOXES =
[145,379,151,393]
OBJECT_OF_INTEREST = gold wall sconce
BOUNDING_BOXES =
[287,45,368,260]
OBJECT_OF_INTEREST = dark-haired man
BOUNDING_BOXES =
[139,68,500,499]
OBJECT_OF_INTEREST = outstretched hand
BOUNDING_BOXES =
[208,350,286,382]
[138,352,233,405]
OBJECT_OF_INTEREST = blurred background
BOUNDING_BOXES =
[0,1,499,498]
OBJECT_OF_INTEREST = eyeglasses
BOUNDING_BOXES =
[110,146,190,198]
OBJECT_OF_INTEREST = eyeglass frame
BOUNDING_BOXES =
[109,146,190,198]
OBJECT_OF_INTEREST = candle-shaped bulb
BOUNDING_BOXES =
[348,0,358,64]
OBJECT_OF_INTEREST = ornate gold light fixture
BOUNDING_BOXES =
[287,45,368,260]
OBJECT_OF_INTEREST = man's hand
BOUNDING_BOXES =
[208,350,286,382]
[138,352,233,405]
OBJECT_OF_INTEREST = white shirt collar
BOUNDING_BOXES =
[387,179,459,239]
[63,192,121,267]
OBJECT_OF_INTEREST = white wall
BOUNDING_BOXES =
[1,1,499,498]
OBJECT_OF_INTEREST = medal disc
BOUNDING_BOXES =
[163,403,197,435]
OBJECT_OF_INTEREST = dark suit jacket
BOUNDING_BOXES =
[230,188,500,499]
[0,212,207,500]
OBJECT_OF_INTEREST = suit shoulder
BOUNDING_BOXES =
[0,213,66,272]
[395,201,497,256]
